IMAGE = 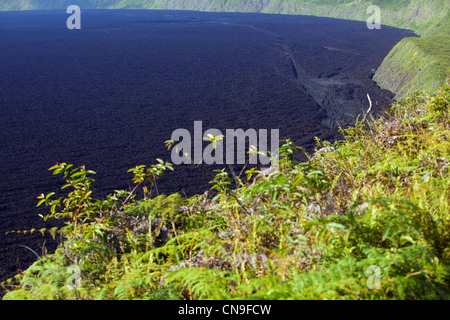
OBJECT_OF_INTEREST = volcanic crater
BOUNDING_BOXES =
[0,9,416,283]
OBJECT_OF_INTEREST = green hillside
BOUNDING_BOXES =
[1,0,449,98]
[374,9,450,98]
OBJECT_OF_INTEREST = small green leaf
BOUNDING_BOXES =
[285,234,295,245]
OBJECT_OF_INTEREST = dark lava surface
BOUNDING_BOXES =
[0,9,415,284]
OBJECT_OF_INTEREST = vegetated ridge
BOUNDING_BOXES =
[1,0,449,98]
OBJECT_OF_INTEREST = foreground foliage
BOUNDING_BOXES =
[2,84,450,300]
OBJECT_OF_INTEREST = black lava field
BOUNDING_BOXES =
[0,9,415,282]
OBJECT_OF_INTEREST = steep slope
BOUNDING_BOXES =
[374,11,450,98]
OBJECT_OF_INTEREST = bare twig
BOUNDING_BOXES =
[363,93,373,124]
[19,245,42,261]
[238,161,249,180]
[120,182,141,210]
[228,164,241,189]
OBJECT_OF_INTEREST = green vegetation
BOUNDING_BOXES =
[3,83,449,300]
[374,10,450,99]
